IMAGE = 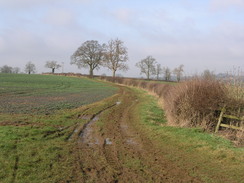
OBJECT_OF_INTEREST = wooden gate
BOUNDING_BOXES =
[215,107,244,133]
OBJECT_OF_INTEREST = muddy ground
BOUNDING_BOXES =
[67,86,205,183]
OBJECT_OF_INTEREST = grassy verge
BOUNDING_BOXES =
[134,88,244,183]
[0,110,81,182]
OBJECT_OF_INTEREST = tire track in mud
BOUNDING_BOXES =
[71,86,202,182]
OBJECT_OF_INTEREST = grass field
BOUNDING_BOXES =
[0,74,243,182]
[0,74,117,114]
[0,74,117,182]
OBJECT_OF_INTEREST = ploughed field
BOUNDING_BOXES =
[0,74,116,114]
[0,74,243,183]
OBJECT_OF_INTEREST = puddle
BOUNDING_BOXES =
[120,124,128,129]
[78,103,117,146]
[105,138,112,145]
[79,116,100,138]
[126,138,137,145]
[78,115,102,146]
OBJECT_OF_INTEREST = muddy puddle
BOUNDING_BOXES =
[77,102,120,146]
[79,115,101,145]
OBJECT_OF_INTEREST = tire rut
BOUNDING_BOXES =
[71,86,202,182]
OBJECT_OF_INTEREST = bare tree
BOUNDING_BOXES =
[25,61,36,74]
[173,64,184,82]
[71,40,104,77]
[136,56,156,80]
[163,67,171,81]
[156,64,163,80]
[103,38,129,77]
[45,61,61,73]
[0,65,13,73]
[13,67,20,74]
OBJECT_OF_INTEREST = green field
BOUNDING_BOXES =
[0,74,117,182]
[0,74,117,114]
[1,74,243,182]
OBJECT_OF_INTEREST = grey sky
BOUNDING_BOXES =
[0,0,243,77]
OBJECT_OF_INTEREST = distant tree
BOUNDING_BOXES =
[173,64,184,82]
[156,64,163,80]
[0,65,13,73]
[103,38,129,77]
[71,40,104,77]
[136,56,156,80]
[13,67,20,74]
[202,69,215,80]
[45,61,61,73]
[25,62,36,74]
[163,67,171,81]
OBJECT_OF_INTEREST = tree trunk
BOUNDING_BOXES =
[28,71,30,74]
[89,67,93,78]
[52,68,55,73]
[112,70,116,78]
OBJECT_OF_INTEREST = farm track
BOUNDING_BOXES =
[70,86,201,183]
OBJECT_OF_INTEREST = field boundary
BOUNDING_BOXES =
[215,107,244,132]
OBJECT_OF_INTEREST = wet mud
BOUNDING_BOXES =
[70,87,202,183]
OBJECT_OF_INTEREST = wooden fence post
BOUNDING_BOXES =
[215,107,226,133]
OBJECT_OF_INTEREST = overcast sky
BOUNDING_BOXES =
[0,0,244,77]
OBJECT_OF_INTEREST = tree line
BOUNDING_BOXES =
[0,61,63,74]
[0,38,185,81]
[70,39,185,81]
[136,56,184,81]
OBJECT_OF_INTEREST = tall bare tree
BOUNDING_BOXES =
[156,64,163,80]
[45,61,61,73]
[173,64,184,82]
[103,38,129,77]
[163,67,171,81]
[25,61,36,74]
[71,40,104,77]
[136,56,156,80]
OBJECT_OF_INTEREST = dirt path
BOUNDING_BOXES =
[67,86,204,183]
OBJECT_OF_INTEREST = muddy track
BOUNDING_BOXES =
[71,86,201,183]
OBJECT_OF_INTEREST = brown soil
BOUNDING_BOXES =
[68,86,203,183]
[0,121,31,126]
